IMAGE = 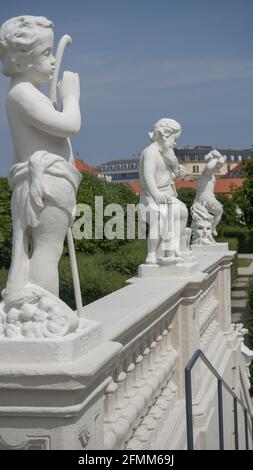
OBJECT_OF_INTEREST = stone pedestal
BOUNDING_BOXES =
[138,260,199,278]
[191,242,229,253]
[0,318,102,363]
[0,318,122,450]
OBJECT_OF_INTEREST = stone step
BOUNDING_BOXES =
[232,283,249,292]
[237,274,250,280]
[238,263,253,277]
[231,299,248,313]
[231,313,244,323]
[231,290,248,300]
[234,275,249,282]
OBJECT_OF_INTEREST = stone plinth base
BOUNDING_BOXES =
[0,317,122,449]
[138,260,199,278]
[191,242,229,253]
[0,318,102,364]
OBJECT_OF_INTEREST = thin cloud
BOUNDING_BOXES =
[80,56,253,86]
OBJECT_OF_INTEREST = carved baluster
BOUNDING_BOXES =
[114,371,127,411]
[121,357,139,423]
[104,380,119,450]
[131,353,147,414]
[141,346,156,405]
[143,340,161,396]
[104,379,118,422]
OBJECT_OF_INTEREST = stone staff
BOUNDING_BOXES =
[50,34,83,315]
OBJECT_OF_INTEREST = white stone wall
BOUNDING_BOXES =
[0,250,252,449]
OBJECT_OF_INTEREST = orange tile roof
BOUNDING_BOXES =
[214,178,244,194]
[123,181,142,194]
[123,178,245,195]
[175,180,197,190]
[175,178,245,194]
[75,159,98,174]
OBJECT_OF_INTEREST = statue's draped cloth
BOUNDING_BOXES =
[4,151,81,306]
[139,183,184,252]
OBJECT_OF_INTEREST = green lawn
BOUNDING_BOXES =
[238,258,252,268]
[0,240,147,308]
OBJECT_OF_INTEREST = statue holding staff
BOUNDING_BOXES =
[0,16,82,338]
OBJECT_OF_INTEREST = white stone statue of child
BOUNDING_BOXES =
[195,149,224,236]
[0,16,81,337]
[139,118,188,265]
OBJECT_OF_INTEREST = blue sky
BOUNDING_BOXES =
[0,0,252,175]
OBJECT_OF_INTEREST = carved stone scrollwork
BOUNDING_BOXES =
[79,410,100,449]
[0,435,51,450]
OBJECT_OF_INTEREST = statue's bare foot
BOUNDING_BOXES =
[146,253,157,264]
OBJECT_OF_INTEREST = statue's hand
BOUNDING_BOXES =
[152,191,167,204]
[165,195,173,203]
[59,71,80,102]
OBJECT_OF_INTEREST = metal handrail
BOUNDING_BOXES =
[185,349,253,450]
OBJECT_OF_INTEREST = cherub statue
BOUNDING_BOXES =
[139,118,189,265]
[0,16,81,338]
[193,149,224,237]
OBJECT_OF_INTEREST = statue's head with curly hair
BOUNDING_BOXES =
[0,16,55,83]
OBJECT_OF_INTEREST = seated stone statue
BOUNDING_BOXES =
[193,149,224,238]
[0,16,81,337]
[139,118,189,265]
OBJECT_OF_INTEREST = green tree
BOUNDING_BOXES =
[177,188,196,225]
[216,194,239,228]
[233,161,253,227]
[0,177,12,267]
[74,172,138,253]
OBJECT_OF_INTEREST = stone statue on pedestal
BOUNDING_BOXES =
[191,150,224,245]
[139,118,190,265]
[0,16,82,338]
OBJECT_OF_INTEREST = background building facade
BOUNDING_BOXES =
[98,146,252,181]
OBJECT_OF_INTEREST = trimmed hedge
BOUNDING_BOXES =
[59,252,127,308]
[100,239,147,276]
[247,281,253,393]
[217,237,239,285]
[218,226,253,254]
